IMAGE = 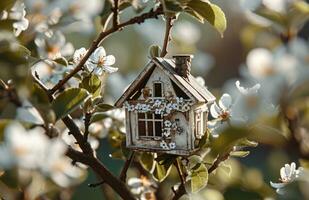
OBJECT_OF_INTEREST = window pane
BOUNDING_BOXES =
[154,83,162,97]
[148,121,153,136]
[138,113,145,119]
[138,121,146,136]
[155,114,161,119]
[155,121,162,137]
[147,113,153,119]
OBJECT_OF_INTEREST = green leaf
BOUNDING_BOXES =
[190,163,208,193]
[53,57,68,66]
[90,112,108,123]
[80,75,102,98]
[185,8,205,23]
[187,0,227,37]
[211,127,249,155]
[149,45,162,58]
[95,103,115,112]
[230,151,250,158]
[236,138,258,147]
[140,152,155,172]
[52,88,89,120]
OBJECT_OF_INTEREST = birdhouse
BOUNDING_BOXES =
[115,55,215,155]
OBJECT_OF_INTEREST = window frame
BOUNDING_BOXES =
[137,113,163,140]
[152,81,164,99]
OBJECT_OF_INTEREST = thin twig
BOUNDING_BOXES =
[119,151,135,182]
[160,16,175,57]
[49,5,163,95]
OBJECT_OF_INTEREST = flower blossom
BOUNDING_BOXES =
[0,1,29,36]
[210,93,232,121]
[85,47,118,75]
[270,162,303,194]
[35,31,74,59]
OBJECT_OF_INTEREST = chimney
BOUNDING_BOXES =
[173,54,193,78]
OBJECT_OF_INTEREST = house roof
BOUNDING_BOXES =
[115,57,215,107]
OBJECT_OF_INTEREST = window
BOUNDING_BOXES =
[153,82,163,97]
[195,111,202,138]
[138,113,163,139]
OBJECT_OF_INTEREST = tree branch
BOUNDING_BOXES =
[66,148,136,200]
[160,16,175,57]
[112,0,119,28]
[32,72,93,155]
[119,151,135,182]
[49,5,164,95]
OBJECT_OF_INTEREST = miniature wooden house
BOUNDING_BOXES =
[115,55,215,155]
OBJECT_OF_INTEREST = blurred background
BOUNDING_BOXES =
[1,0,309,199]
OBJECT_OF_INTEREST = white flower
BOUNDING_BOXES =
[73,47,87,64]
[40,139,84,187]
[1,1,29,36]
[210,93,232,120]
[127,175,157,198]
[270,162,303,195]
[160,141,169,149]
[164,120,172,128]
[169,142,176,149]
[0,122,48,169]
[35,31,74,59]
[85,46,117,75]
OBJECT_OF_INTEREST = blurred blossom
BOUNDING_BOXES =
[195,76,206,87]
[270,162,303,194]
[131,0,150,10]
[61,119,99,151]
[85,47,118,75]
[73,47,87,64]
[25,0,102,33]
[239,0,262,11]
[0,122,83,187]
[127,176,157,199]
[0,122,47,169]
[40,138,84,187]
[173,21,201,45]
[35,31,74,59]
[0,1,29,36]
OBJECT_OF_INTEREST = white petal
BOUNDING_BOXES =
[270,181,286,189]
[210,103,221,118]
[280,166,288,180]
[235,80,261,95]
[103,55,116,65]
[94,46,106,58]
[103,65,118,74]
[73,47,87,63]
[219,93,232,110]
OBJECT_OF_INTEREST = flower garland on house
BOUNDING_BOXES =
[124,97,193,115]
